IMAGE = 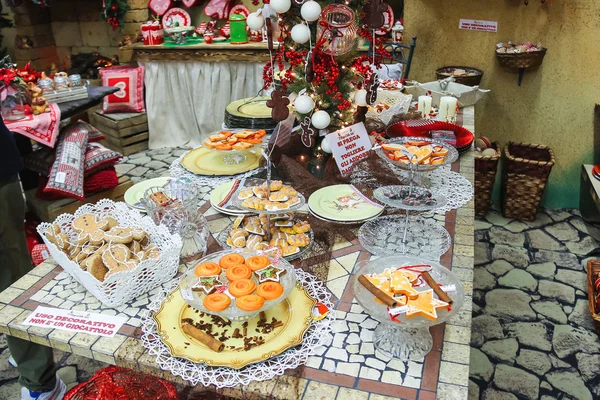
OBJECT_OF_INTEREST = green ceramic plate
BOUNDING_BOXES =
[124,177,171,210]
[209,181,248,215]
[307,185,384,222]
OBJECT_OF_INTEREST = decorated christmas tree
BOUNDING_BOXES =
[252,0,391,149]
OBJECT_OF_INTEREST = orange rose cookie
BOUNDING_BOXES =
[203,293,232,312]
[194,262,222,277]
[236,294,265,311]
[226,264,252,281]
[257,282,284,300]
[228,278,257,297]
[219,253,245,269]
[246,255,270,271]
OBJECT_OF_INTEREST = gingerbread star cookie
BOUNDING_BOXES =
[390,269,419,299]
[405,289,450,321]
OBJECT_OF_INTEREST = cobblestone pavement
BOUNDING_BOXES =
[472,207,600,400]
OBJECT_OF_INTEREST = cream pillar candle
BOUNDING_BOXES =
[418,95,432,117]
[439,96,458,122]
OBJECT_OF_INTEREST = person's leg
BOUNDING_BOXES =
[0,176,57,392]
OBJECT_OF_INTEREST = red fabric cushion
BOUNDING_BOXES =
[84,167,119,194]
[100,65,145,114]
[62,120,105,143]
[43,129,88,200]
[84,142,123,176]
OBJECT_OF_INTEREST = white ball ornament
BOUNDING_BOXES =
[270,0,291,14]
[294,95,314,114]
[311,110,331,129]
[246,12,265,30]
[291,24,311,44]
[354,89,368,106]
[321,135,332,153]
[301,0,322,22]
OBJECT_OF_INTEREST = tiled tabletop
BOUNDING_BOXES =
[0,108,475,400]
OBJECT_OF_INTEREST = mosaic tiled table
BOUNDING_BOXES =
[0,109,475,400]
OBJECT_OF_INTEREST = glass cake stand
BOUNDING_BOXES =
[359,181,450,257]
[352,255,464,361]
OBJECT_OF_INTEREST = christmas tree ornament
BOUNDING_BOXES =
[316,5,358,56]
[270,0,292,14]
[305,49,314,83]
[300,116,317,147]
[301,0,321,22]
[363,0,388,30]
[321,134,332,153]
[204,0,235,20]
[366,73,380,106]
[291,24,311,44]
[294,94,314,114]
[311,110,331,129]
[355,89,368,106]
[182,0,201,7]
[266,90,291,122]
[247,12,265,30]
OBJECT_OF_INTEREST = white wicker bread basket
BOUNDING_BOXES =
[37,199,182,307]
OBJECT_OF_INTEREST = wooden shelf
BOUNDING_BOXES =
[130,42,271,63]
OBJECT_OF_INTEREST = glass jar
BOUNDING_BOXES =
[0,82,27,121]
[317,4,358,56]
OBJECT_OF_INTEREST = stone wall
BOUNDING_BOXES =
[11,0,148,70]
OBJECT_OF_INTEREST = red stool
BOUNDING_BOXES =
[64,366,179,400]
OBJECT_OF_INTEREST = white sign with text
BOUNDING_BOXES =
[459,19,498,33]
[330,122,372,175]
[22,306,127,338]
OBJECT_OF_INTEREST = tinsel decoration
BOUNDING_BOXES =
[64,366,179,400]
[102,0,129,30]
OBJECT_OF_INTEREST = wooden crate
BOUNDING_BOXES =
[25,175,133,222]
[89,110,149,156]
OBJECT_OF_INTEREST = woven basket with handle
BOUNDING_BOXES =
[496,48,547,69]
[475,142,501,216]
[502,142,555,221]
[587,260,600,332]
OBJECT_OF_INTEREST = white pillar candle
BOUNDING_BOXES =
[418,95,432,117]
[438,96,458,122]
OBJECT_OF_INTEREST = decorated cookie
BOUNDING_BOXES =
[192,275,223,295]
[405,289,450,321]
[390,269,419,299]
[72,214,109,243]
[203,293,231,312]
[103,227,134,244]
[287,233,310,247]
[228,278,257,298]
[105,216,119,229]
[255,265,285,283]
[195,262,222,277]
[219,253,245,269]
[45,224,70,252]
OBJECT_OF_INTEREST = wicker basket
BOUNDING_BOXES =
[435,66,483,86]
[502,142,555,221]
[496,48,547,69]
[587,260,600,332]
[475,142,501,216]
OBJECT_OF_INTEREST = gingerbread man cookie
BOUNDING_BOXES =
[300,116,317,148]
[103,227,134,244]
[266,90,290,122]
[72,214,109,244]
[45,224,71,252]
[363,0,388,30]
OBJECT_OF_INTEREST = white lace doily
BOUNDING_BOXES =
[169,153,267,188]
[387,165,473,214]
[140,269,334,388]
[427,167,473,213]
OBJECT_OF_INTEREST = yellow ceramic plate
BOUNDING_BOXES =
[180,147,261,176]
[153,282,315,369]
[226,97,273,118]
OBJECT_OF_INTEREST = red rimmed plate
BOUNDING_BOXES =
[386,120,475,150]
[162,7,191,29]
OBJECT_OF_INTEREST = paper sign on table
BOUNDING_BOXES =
[22,306,127,338]
[459,19,498,33]
[330,122,372,175]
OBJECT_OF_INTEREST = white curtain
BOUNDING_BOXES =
[141,61,264,149]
